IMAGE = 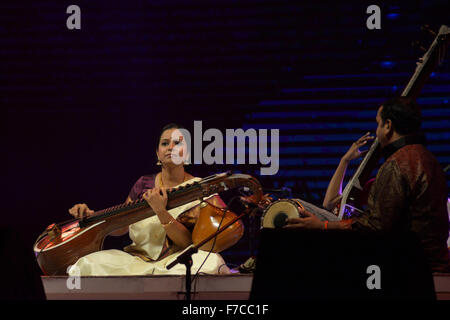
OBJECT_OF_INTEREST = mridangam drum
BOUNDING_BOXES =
[261,199,305,228]
[261,198,341,228]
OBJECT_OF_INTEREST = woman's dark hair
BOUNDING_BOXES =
[380,97,422,135]
[156,123,186,149]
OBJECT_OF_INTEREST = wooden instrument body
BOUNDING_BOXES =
[34,172,263,275]
[34,204,157,275]
[34,221,106,276]
[192,202,244,252]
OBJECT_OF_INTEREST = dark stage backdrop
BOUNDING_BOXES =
[2,0,449,267]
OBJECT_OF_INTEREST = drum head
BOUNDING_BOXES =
[262,200,301,228]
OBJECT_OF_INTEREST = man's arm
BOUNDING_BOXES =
[287,160,407,232]
[286,211,353,230]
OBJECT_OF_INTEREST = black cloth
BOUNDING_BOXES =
[0,227,46,300]
[250,228,436,300]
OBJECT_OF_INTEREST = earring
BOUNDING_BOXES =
[156,159,162,166]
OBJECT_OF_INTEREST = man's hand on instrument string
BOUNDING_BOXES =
[342,132,374,163]
[284,207,325,230]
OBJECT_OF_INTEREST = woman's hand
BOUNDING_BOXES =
[69,203,94,219]
[284,208,324,229]
[143,187,168,215]
[342,132,374,162]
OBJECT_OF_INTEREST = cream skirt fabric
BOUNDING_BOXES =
[68,247,230,276]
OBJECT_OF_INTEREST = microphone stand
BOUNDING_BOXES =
[166,209,249,301]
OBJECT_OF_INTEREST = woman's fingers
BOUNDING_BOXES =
[69,203,93,218]
[356,140,368,146]
[355,132,370,143]
[143,188,153,200]
[355,133,374,148]
[143,187,166,201]
[161,187,168,199]
[360,150,369,157]
[79,204,92,218]
[358,133,375,143]
[68,207,76,217]
[142,187,168,214]
[80,206,88,218]
[69,204,81,218]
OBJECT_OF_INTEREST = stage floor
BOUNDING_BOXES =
[42,273,253,300]
[41,273,450,300]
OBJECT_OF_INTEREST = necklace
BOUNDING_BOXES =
[159,171,187,189]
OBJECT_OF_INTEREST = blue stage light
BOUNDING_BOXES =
[380,61,395,68]
[386,13,400,20]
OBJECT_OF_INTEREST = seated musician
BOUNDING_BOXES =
[68,123,230,276]
[286,97,450,273]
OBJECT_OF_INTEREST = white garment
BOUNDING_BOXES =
[67,178,230,276]
[67,247,229,276]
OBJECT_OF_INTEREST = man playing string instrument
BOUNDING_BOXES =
[286,97,450,273]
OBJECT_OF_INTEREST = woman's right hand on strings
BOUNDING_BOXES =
[143,187,168,215]
[69,203,94,219]
[342,132,374,162]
